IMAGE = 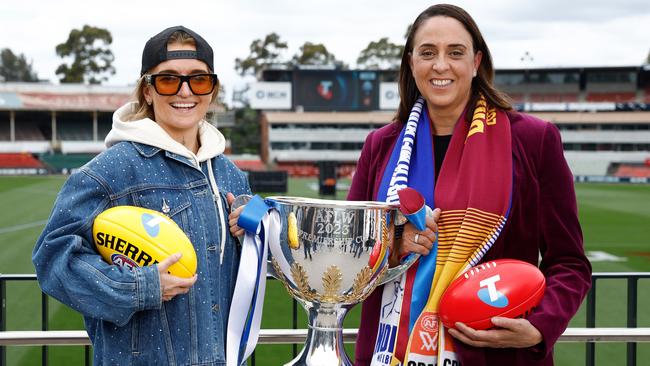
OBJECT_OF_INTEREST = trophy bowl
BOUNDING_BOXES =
[264,196,416,366]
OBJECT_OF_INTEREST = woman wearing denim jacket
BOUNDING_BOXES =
[32,26,250,365]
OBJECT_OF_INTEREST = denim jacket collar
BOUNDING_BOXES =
[131,142,161,158]
[131,142,200,170]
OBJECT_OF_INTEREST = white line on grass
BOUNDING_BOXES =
[0,220,49,235]
[586,251,627,262]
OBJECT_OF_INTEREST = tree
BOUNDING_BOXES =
[356,37,403,70]
[291,42,345,68]
[230,107,260,154]
[235,33,288,76]
[55,25,115,84]
[0,48,39,81]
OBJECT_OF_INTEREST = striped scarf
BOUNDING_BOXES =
[373,95,512,365]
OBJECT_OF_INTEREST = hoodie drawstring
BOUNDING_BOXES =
[207,158,227,264]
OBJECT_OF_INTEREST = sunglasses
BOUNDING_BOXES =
[145,73,218,96]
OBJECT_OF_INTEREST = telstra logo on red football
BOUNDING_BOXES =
[477,275,509,308]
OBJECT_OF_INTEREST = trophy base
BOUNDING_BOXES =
[284,304,352,366]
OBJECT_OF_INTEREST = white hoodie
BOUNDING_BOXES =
[106,101,230,261]
[106,101,226,165]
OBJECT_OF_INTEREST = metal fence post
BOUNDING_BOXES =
[586,278,596,366]
[85,345,91,366]
[292,299,298,358]
[41,293,48,366]
[1,279,6,366]
[627,277,638,366]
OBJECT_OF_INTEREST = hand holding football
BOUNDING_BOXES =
[439,259,545,330]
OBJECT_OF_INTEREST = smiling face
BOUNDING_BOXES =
[143,43,214,143]
[409,16,482,122]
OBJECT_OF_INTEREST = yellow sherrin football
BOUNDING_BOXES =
[93,206,197,278]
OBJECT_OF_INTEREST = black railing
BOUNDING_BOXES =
[1,272,649,366]
[0,275,92,366]
[584,272,648,366]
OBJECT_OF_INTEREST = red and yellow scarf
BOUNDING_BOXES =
[374,95,512,365]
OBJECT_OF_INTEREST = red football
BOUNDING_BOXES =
[439,259,545,330]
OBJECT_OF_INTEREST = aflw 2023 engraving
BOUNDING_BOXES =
[312,207,354,235]
[294,206,374,252]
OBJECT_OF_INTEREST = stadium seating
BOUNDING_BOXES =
[276,163,319,177]
[231,160,359,179]
[233,159,266,171]
[57,121,93,141]
[39,153,95,171]
[14,125,46,141]
[506,93,525,103]
[0,117,9,140]
[0,153,45,168]
[530,93,579,102]
[586,92,637,103]
[98,120,112,141]
[274,162,357,178]
[338,163,356,178]
[612,164,650,178]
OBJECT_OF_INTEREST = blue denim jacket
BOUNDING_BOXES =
[33,141,251,365]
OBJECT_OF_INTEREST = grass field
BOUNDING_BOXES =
[0,176,649,365]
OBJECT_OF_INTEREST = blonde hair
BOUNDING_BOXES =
[127,31,219,121]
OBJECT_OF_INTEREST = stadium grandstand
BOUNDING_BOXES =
[0,82,232,174]
[248,65,650,179]
[1,65,649,179]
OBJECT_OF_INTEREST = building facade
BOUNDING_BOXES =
[250,66,650,176]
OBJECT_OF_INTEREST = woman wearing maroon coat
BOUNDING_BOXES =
[349,4,591,366]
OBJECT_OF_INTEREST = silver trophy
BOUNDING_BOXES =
[261,196,416,366]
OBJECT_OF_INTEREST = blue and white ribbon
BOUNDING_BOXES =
[226,195,280,366]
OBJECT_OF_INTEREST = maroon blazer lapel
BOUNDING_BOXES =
[371,122,402,199]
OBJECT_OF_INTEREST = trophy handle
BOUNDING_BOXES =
[230,194,253,213]
[230,194,253,244]
[378,252,420,284]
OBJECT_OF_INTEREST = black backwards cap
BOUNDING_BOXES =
[140,25,214,75]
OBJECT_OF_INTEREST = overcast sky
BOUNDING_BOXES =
[2,0,649,104]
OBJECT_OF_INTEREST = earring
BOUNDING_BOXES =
[473,70,477,77]
[146,100,152,106]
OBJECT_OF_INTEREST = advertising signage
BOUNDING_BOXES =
[293,70,379,111]
[249,82,292,109]
[379,82,399,110]
[0,92,23,109]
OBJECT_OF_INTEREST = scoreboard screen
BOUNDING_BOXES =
[293,70,379,111]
